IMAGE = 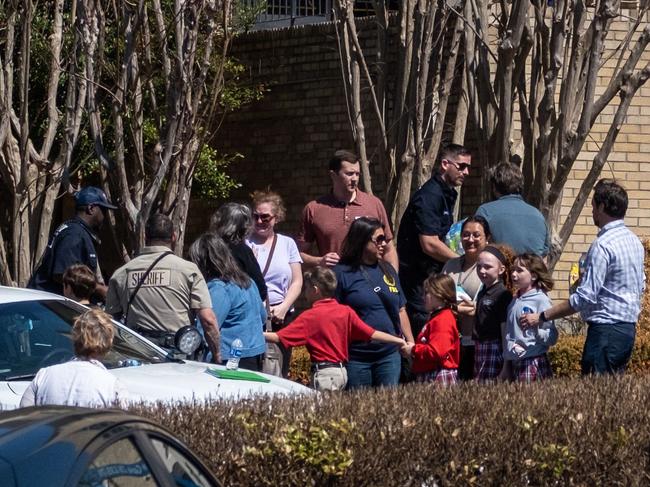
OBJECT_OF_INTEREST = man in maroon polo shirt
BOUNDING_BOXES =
[297,150,398,269]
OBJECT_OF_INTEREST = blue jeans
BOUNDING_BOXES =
[346,350,401,389]
[581,321,636,375]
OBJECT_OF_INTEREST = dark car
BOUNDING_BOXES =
[0,406,221,487]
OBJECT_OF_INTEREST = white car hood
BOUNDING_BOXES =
[2,361,312,410]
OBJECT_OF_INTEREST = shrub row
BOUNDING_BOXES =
[288,330,650,381]
[132,375,650,486]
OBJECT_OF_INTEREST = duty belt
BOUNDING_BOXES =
[133,327,176,349]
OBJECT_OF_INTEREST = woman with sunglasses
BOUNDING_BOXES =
[210,203,268,302]
[247,190,303,376]
[334,217,414,388]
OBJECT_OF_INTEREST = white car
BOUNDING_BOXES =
[0,286,311,409]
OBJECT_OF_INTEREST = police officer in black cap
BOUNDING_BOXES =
[29,187,118,299]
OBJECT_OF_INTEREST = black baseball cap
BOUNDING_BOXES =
[74,187,118,210]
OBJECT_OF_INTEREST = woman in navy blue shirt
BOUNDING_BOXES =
[335,217,414,388]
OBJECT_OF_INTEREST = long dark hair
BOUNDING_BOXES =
[188,233,250,288]
[339,217,384,267]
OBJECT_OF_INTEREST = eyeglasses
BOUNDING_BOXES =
[253,212,274,223]
[461,232,484,240]
[444,159,471,172]
[371,235,388,246]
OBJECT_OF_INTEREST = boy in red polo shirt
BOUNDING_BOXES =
[264,267,406,391]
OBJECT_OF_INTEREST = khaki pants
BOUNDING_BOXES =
[312,367,347,391]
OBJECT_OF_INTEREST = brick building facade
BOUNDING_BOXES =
[204,11,650,300]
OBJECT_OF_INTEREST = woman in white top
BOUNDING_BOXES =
[441,215,491,381]
[247,190,303,376]
[20,308,127,408]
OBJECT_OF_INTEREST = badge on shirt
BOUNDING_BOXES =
[128,270,171,288]
[383,273,399,293]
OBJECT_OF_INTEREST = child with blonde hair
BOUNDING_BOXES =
[20,308,127,408]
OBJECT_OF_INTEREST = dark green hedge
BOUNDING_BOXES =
[131,376,650,486]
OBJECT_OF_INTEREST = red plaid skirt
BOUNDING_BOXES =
[513,354,553,383]
[474,340,503,383]
[415,368,458,386]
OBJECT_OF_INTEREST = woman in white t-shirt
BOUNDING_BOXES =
[247,190,303,376]
[20,308,127,408]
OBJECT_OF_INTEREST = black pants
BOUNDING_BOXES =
[272,309,295,378]
[458,345,475,381]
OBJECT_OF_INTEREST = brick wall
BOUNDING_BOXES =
[212,17,475,233]
[208,12,650,300]
[550,9,650,300]
[214,18,390,240]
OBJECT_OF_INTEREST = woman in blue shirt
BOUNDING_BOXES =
[189,233,266,371]
[335,217,414,388]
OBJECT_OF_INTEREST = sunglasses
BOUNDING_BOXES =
[371,235,388,245]
[445,159,471,172]
[253,212,274,223]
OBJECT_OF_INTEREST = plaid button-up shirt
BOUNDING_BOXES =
[569,220,645,324]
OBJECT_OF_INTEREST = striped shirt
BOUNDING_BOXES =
[569,220,645,324]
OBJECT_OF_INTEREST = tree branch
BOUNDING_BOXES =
[552,60,650,267]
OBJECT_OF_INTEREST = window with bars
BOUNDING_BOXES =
[254,0,332,21]
[242,0,400,29]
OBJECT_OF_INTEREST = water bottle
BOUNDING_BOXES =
[226,338,243,370]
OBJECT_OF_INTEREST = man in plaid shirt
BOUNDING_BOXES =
[520,179,645,375]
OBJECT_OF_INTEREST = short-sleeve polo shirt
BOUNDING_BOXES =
[297,190,394,256]
[276,298,375,363]
[28,218,99,295]
[397,174,458,278]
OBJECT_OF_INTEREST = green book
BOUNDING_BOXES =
[206,367,271,383]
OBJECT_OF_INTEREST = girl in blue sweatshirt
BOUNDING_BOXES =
[505,253,558,382]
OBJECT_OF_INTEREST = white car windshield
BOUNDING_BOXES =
[0,300,167,381]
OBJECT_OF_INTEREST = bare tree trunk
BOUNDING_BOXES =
[334,0,458,235]
[425,12,464,171]
[457,0,649,269]
[0,0,235,285]
[549,61,650,266]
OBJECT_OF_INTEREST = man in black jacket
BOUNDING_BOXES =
[29,187,117,299]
